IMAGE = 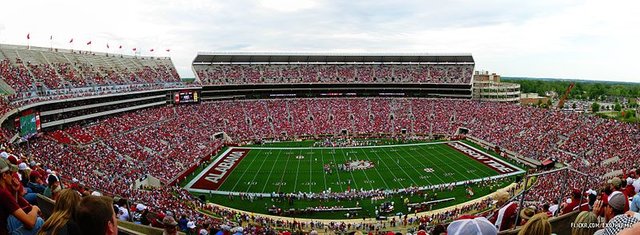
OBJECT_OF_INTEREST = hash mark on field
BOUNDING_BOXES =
[275,149,290,192]
[360,148,391,189]
[229,149,261,192]
[260,149,281,193]
[244,149,271,193]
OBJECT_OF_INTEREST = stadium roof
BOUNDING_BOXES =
[193,52,474,64]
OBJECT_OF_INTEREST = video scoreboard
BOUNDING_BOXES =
[174,90,200,104]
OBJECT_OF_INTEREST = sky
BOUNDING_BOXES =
[0,0,639,82]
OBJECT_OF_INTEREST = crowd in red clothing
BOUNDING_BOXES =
[1,97,639,233]
[194,64,474,85]
[0,46,184,121]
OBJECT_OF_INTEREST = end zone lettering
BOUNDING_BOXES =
[448,142,516,174]
[205,150,246,183]
[190,149,248,190]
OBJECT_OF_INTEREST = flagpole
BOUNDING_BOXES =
[50,36,53,51]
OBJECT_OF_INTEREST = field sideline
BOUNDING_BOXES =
[185,141,525,195]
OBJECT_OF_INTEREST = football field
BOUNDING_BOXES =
[186,141,524,194]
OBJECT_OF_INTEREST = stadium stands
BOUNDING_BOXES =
[3,48,640,233]
[0,44,183,121]
[2,96,637,233]
[194,64,475,85]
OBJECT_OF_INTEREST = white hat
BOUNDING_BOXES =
[46,169,52,174]
[18,163,29,171]
[447,217,497,235]
[187,221,196,229]
[136,203,147,211]
[627,177,634,185]
[72,178,79,183]
[91,191,102,196]
[0,152,8,159]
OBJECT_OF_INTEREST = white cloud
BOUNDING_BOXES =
[257,0,320,12]
[0,0,638,82]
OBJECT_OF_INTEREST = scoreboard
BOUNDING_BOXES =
[174,90,200,104]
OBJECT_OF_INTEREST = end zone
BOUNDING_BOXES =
[447,141,525,176]
[185,148,249,191]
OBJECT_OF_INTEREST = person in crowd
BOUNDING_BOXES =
[447,216,497,235]
[115,198,130,221]
[27,171,46,194]
[44,174,62,200]
[632,182,640,213]
[517,213,551,235]
[571,211,598,235]
[488,190,517,231]
[18,162,30,187]
[162,216,178,235]
[561,189,589,215]
[518,206,536,226]
[75,196,118,235]
[593,191,640,235]
[38,189,81,235]
[1,158,44,235]
[624,177,635,197]
[541,204,553,217]
[178,214,188,232]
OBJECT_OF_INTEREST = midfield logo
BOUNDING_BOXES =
[346,160,375,170]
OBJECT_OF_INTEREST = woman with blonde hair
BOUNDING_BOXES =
[38,189,81,235]
[518,213,552,235]
[571,211,598,235]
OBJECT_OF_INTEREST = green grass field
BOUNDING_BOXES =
[185,140,525,219]
[215,142,509,194]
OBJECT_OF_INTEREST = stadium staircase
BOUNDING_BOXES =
[263,101,277,136]
[306,101,317,136]
[347,100,356,133]
[12,50,38,89]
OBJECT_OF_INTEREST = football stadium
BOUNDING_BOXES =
[0,2,639,235]
[1,45,638,235]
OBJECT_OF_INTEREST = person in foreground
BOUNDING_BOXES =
[38,189,81,235]
[518,213,551,235]
[75,195,118,235]
[1,158,44,235]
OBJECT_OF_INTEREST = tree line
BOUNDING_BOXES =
[502,77,640,101]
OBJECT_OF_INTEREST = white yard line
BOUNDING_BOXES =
[379,145,420,186]
[244,149,271,193]
[359,147,391,189]
[262,149,283,193]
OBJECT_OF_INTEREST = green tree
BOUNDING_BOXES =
[614,103,622,112]
[592,102,600,113]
